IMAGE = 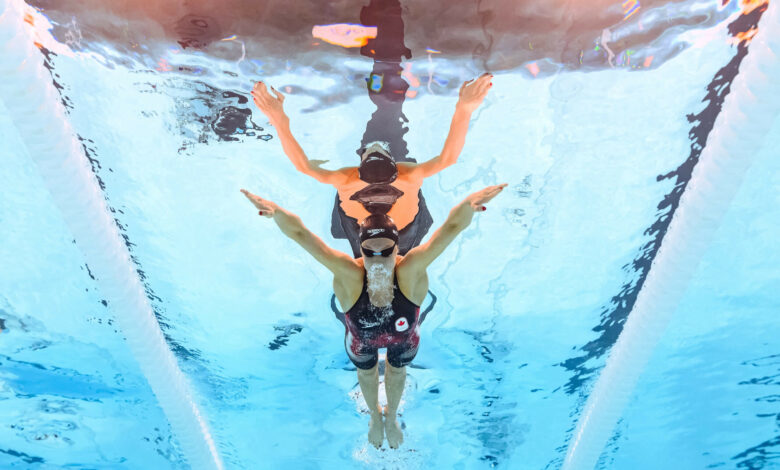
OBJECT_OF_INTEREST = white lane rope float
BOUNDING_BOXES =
[0,1,224,468]
[563,2,780,469]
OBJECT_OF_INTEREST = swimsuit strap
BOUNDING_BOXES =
[345,270,370,317]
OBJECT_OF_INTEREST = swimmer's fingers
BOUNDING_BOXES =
[239,189,276,217]
[458,74,493,110]
[270,86,285,103]
[252,82,286,119]
[252,81,271,99]
[250,93,265,110]
[459,79,475,98]
[469,183,508,210]
[251,84,270,108]
[484,183,508,199]
[252,81,284,105]
[473,73,493,97]
[468,73,492,87]
[240,188,261,206]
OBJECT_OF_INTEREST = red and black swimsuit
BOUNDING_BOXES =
[344,272,421,369]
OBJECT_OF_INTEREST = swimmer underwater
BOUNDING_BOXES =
[240,183,507,449]
[250,73,494,256]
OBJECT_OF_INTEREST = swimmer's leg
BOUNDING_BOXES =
[356,363,384,448]
[383,361,406,449]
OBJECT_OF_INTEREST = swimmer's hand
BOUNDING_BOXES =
[251,81,287,124]
[465,183,507,212]
[240,189,278,218]
[456,73,493,113]
[400,183,508,270]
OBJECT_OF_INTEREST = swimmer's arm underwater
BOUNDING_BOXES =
[240,189,358,276]
[251,81,351,186]
[400,183,507,271]
[274,119,352,185]
[413,73,494,178]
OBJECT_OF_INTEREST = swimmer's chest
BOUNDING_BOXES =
[349,295,418,334]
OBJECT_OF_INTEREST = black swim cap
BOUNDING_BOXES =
[349,183,404,215]
[359,214,399,244]
[359,151,398,184]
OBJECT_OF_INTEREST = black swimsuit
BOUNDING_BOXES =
[343,272,421,369]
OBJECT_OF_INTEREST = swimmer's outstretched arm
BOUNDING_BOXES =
[412,73,494,178]
[400,183,507,271]
[240,189,359,277]
[251,81,351,186]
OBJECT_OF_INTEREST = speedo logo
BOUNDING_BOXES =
[367,228,385,235]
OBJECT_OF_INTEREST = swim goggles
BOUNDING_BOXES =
[361,243,396,258]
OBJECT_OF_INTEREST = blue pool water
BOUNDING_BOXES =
[1,0,779,468]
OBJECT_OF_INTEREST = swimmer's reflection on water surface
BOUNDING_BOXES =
[250,73,494,255]
[240,183,506,449]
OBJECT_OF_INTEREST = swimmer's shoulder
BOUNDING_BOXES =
[395,255,414,274]
[396,162,424,180]
[396,255,427,303]
[335,257,364,292]
[330,167,363,190]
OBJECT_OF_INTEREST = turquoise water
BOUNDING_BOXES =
[1,0,779,468]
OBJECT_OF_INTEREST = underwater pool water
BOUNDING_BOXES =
[1,0,779,468]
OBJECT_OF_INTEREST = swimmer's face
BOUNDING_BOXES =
[361,237,398,259]
[361,142,390,161]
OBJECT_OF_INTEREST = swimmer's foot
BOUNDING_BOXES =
[384,412,404,449]
[368,412,384,449]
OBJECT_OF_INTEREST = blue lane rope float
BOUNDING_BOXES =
[0,1,224,468]
[562,2,780,469]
